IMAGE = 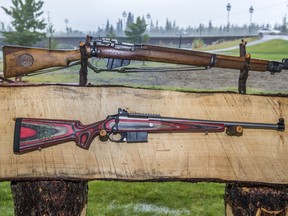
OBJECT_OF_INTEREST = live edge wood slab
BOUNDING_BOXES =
[0,85,287,184]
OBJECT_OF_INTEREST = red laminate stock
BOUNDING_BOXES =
[13,109,284,154]
[14,118,105,153]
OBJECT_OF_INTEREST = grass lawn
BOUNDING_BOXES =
[87,181,224,215]
[194,36,258,51]
[219,39,288,61]
[0,181,225,215]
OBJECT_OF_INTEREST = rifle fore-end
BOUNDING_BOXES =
[3,46,81,78]
[14,118,103,153]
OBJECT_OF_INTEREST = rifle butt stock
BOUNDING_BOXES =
[3,46,81,78]
[14,118,103,153]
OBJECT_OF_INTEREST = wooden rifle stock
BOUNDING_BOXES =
[3,46,81,78]
[3,39,287,78]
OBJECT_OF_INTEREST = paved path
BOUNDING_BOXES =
[212,35,288,53]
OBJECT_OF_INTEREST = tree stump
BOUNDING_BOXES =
[11,180,88,216]
[225,184,288,215]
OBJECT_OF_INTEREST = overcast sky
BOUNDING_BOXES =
[0,0,287,32]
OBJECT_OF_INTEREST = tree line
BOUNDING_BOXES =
[0,0,150,46]
[100,12,287,37]
[1,0,287,47]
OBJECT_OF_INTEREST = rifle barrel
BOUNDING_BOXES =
[93,44,270,72]
[149,116,285,131]
[115,115,285,133]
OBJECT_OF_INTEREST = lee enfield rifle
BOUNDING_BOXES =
[3,37,288,78]
[14,108,285,154]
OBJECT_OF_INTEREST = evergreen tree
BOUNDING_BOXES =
[208,20,213,32]
[47,22,57,49]
[126,12,134,27]
[116,19,123,35]
[282,15,287,33]
[165,18,172,31]
[125,16,149,43]
[106,25,116,38]
[105,20,110,34]
[1,0,46,46]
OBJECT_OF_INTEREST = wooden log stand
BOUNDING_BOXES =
[222,40,288,215]
[225,184,288,215]
[0,85,287,215]
[2,39,288,214]
[11,180,88,215]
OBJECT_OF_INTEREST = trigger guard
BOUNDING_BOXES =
[108,132,127,142]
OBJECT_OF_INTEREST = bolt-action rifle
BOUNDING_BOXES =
[3,37,288,78]
[14,108,285,154]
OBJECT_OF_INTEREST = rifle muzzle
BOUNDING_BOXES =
[278,118,285,131]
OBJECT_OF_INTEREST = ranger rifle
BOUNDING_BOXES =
[14,108,285,153]
[3,37,288,78]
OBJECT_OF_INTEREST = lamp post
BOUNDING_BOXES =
[64,18,69,33]
[146,13,151,31]
[198,23,203,48]
[249,6,254,34]
[0,21,4,31]
[47,12,52,49]
[122,11,127,31]
[226,3,231,32]
[286,2,288,32]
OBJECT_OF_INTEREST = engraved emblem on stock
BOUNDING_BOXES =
[18,53,34,68]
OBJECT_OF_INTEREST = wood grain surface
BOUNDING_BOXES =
[0,85,287,184]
